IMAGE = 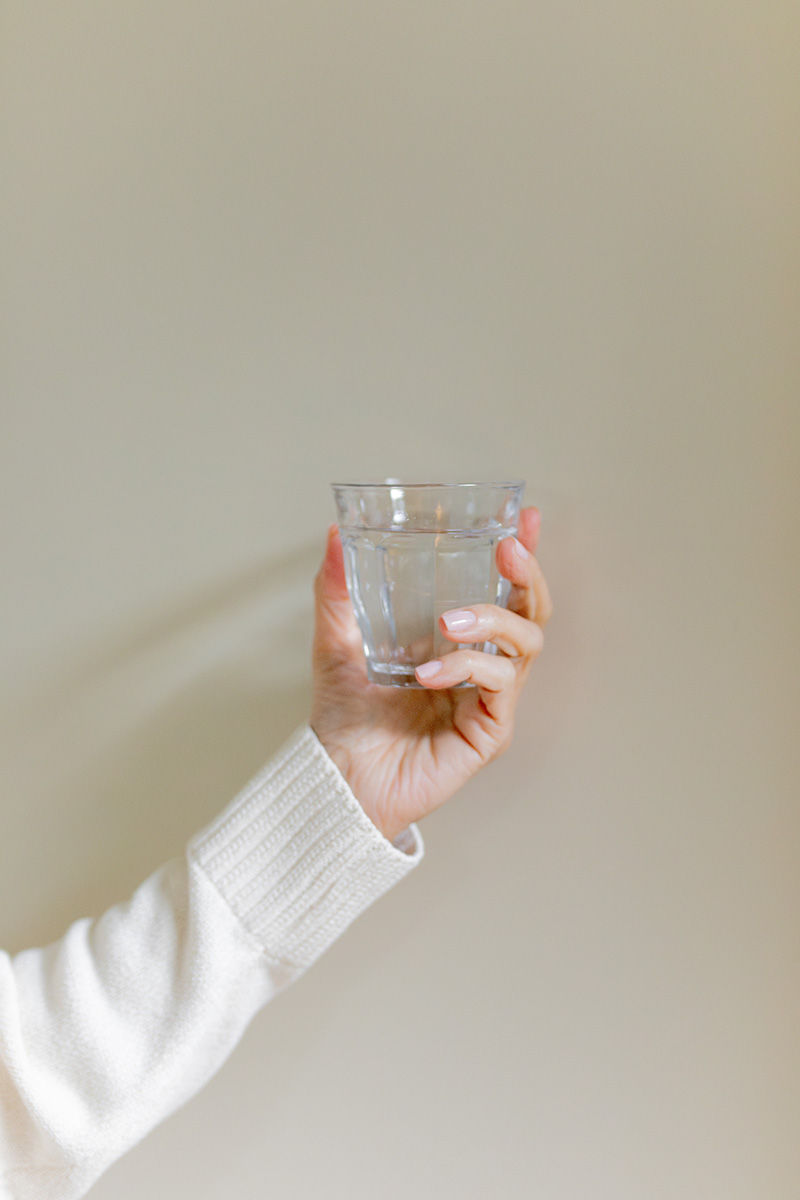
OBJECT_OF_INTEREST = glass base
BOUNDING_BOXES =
[366,661,474,688]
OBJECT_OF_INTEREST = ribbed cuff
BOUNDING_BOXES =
[189,724,424,970]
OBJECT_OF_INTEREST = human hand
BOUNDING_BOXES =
[309,507,553,844]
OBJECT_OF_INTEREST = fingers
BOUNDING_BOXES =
[317,524,349,599]
[437,604,544,661]
[517,506,541,555]
[414,647,519,760]
[528,554,553,626]
[496,537,535,622]
[410,508,550,763]
[496,510,553,627]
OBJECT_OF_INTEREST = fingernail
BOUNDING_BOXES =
[512,537,530,560]
[442,609,476,632]
[416,659,443,679]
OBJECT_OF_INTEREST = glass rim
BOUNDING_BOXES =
[331,480,525,491]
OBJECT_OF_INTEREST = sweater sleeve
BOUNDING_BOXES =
[0,724,423,1200]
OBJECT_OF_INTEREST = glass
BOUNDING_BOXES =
[331,480,525,687]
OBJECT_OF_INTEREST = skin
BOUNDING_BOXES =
[309,506,553,844]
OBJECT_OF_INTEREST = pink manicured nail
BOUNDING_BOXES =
[416,659,443,680]
[442,609,476,632]
[512,537,530,560]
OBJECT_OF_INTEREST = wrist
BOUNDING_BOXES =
[308,723,409,847]
[368,814,411,847]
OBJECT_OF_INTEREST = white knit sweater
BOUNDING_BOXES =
[0,724,424,1200]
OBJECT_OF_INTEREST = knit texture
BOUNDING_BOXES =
[190,724,423,968]
[0,724,423,1200]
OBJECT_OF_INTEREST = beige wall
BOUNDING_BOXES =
[2,3,799,1196]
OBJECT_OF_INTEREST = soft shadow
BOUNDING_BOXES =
[7,540,322,727]
[0,539,323,952]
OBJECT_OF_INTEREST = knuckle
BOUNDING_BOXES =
[529,624,545,655]
[470,605,495,630]
[464,650,483,676]
[501,657,517,686]
[493,725,515,758]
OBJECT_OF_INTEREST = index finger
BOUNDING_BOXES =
[517,506,541,556]
[496,512,553,627]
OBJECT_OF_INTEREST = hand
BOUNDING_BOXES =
[309,508,553,844]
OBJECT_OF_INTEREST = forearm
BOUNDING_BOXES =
[0,725,423,1200]
[0,857,268,1200]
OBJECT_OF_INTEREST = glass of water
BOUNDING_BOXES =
[331,480,525,687]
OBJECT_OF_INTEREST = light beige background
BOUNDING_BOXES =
[2,3,798,1197]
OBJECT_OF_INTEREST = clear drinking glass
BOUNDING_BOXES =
[332,480,525,687]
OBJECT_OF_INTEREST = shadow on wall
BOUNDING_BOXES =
[0,538,324,954]
[3,492,580,956]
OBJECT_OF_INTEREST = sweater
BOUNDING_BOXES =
[0,724,424,1200]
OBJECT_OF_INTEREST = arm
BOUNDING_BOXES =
[0,505,551,1199]
[0,726,422,1200]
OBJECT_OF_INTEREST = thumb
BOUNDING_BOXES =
[313,524,362,663]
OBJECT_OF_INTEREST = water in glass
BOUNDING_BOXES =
[340,525,511,686]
